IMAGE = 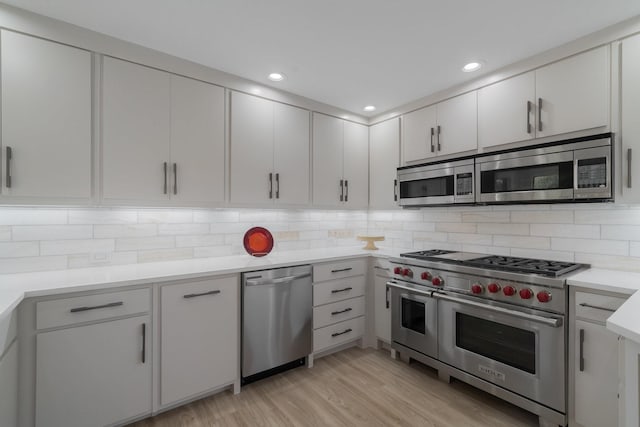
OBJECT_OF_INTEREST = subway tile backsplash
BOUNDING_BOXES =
[0,205,640,274]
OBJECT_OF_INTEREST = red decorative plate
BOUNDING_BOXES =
[243,227,274,257]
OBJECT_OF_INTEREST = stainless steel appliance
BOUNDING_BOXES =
[397,158,475,206]
[242,264,312,384]
[388,250,587,427]
[476,133,613,203]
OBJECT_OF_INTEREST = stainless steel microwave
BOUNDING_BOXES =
[475,133,613,203]
[397,158,475,206]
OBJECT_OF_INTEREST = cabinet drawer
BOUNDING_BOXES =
[313,258,366,282]
[372,257,392,277]
[37,288,150,330]
[575,291,626,324]
[313,275,365,306]
[313,316,364,353]
[313,296,365,329]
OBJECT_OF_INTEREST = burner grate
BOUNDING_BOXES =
[401,249,456,259]
[466,255,581,277]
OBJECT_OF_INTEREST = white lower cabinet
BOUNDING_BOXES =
[35,315,151,427]
[160,276,238,407]
[0,340,18,427]
[373,267,391,344]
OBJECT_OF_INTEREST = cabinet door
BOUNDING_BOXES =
[0,340,17,427]
[374,274,391,343]
[274,103,310,205]
[343,121,369,208]
[1,30,91,200]
[36,316,151,427]
[230,91,274,205]
[536,46,609,138]
[621,34,640,201]
[170,76,225,205]
[369,118,400,208]
[102,57,171,202]
[161,276,238,406]
[402,105,437,163]
[574,320,619,427]
[313,113,344,206]
[478,72,536,149]
[436,91,478,156]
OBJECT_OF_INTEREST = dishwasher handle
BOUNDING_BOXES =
[245,272,311,286]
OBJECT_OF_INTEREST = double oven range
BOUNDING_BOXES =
[387,250,587,427]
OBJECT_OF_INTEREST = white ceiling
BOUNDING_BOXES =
[4,0,640,116]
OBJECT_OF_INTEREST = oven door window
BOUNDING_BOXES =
[456,312,536,374]
[400,175,454,199]
[481,161,573,193]
[401,297,425,334]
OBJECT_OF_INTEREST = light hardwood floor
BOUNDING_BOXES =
[129,347,539,427]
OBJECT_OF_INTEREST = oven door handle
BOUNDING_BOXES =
[432,292,563,328]
[386,281,433,298]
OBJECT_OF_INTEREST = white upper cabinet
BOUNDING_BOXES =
[621,34,640,201]
[401,93,477,164]
[313,113,368,208]
[536,46,609,138]
[1,30,92,202]
[230,91,310,206]
[369,118,400,208]
[102,57,225,206]
[478,71,536,149]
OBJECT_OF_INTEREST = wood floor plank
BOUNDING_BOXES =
[128,347,539,427]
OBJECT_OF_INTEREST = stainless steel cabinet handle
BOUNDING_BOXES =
[331,307,353,316]
[340,179,344,202]
[331,267,353,273]
[345,179,349,202]
[331,328,352,337]
[269,173,273,199]
[628,148,633,188]
[142,323,147,364]
[437,125,441,151]
[579,328,585,372]
[578,302,616,312]
[5,146,12,188]
[173,163,177,195]
[275,173,280,199]
[245,272,312,286]
[526,101,532,134]
[430,127,435,153]
[394,179,398,201]
[331,287,353,294]
[385,286,390,309]
[374,266,389,271]
[183,290,221,299]
[538,98,543,132]
[163,162,168,194]
[70,301,124,313]
[387,281,432,298]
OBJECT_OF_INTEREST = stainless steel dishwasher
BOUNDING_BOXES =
[241,264,312,384]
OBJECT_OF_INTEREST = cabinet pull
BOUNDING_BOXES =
[183,289,221,299]
[538,98,543,132]
[69,301,123,313]
[430,127,435,153]
[386,286,390,309]
[526,101,532,134]
[436,125,441,151]
[331,267,353,273]
[142,323,146,364]
[339,179,344,202]
[275,173,280,199]
[331,286,353,294]
[331,328,353,337]
[579,328,585,372]
[163,162,168,194]
[579,302,616,312]
[269,172,273,199]
[5,146,12,188]
[374,266,389,271]
[173,163,178,195]
[394,179,398,201]
[628,148,633,188]
[331,307,353,316]
[344,179,349,202]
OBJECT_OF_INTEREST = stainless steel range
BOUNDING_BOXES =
[387,249,587,427]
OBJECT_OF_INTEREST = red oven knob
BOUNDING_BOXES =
[537,291,552,303]
[432,276,444,286]
[403,268,413,278]
[487,283,501,293]
[421,271,432,281]
[471,284,484,294]
[503,285,516,296]
[519,288,534,300]
[393,267,402,275]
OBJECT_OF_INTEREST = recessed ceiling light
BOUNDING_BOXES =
[462,62,482,72]
[268,72,285,82]
[363,105,376,112]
